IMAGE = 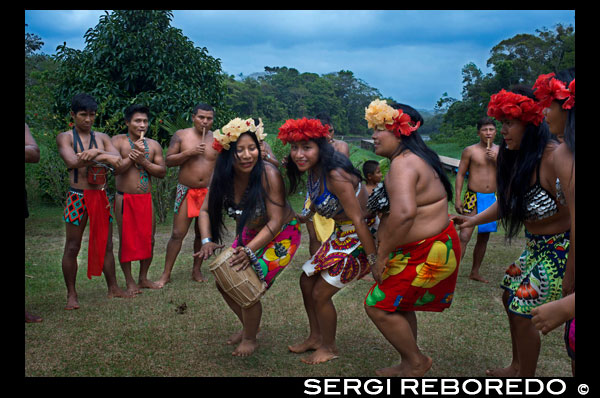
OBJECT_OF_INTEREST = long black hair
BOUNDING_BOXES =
[285,137,362,195]
[496,85,556,240]
[388,103,454,202]
[207,131,273,245]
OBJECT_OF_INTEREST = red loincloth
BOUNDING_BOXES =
[83,189,111,279]
[120,192,153,263]
[186,187,208,218]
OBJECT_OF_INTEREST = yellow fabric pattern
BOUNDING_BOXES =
[304,197,335,243]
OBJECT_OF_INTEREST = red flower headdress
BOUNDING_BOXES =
[532,73,575,110]
[277,117,331,145]
[364,99,420,137]
[487,89,544,126]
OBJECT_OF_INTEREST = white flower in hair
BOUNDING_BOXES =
[213,117,267,151]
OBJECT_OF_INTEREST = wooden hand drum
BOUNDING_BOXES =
[209,247,267,308]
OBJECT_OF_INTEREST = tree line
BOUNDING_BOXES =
[25,10,574,208]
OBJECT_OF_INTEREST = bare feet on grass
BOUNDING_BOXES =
[155,275,170,288]
[300,346,339,364]
[138,279,161,289]
[232,339,258,357]
[25,310,43,323]
[65,294,80,310]
[469,272,489,283]
[192,269,208,282]
[125,283,142,296]
[288,336,321,353]
[485,364,519,377]
[375,355,433,377]
[227,328,261,345]
[107,287,136,299]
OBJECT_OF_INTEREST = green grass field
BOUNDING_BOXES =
[25,198,571,377]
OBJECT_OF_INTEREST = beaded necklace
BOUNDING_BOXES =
[307,170,321,202]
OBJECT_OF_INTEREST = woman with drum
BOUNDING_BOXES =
[278,117,377,365]
[195,117,301,357]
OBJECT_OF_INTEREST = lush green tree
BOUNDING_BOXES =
[52,10,232,145]
[435,23,574,140]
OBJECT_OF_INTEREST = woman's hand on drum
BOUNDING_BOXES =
[193,242,224,260]
[229,246,251,271]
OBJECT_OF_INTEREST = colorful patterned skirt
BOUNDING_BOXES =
[501,230,570,318]
[302,220,370,288]
[231,218,301,289]
[365,221,461,312]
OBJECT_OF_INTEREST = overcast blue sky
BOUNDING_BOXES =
[25,10,575,110]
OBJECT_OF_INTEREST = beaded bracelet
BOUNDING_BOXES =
[367,253,377,268]
[241,246,265,281]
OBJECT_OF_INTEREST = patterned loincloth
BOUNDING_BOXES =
[173,183,208,218]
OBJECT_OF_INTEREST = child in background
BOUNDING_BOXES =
[362,160,382,196]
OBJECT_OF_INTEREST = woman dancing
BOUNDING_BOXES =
[453,85,570,377]
[362,100,460,377]
[530,68,575,375]
[279,117,377,364]
[195,117,301,357]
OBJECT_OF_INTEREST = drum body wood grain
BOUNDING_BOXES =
[209,247,267,308]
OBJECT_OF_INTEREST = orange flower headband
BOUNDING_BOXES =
[277,117,330,145]
[487,89,544,126]
[364,99,420,137]
[532,73,575,110]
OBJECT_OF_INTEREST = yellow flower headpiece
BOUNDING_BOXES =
[365,99,421,137]
[212,117,266,152]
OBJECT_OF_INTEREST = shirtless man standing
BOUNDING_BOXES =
[56,93,131,309]
[454,117,499,283]
[156,104,218,287]
[112,104,166,295]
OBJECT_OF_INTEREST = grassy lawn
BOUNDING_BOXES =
[25,196,571,377]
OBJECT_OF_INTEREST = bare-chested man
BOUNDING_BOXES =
[112,104,166,295]
[56,93,132,310]
[156,104,218,287]
[454,116,499,283]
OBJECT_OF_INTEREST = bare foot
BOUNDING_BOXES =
[25,310,43,323]
[107,287,136,299]
[375,355,432,377]
[192,270,208,282]
[288,337,322,353]
[65,294,80,310]
[227,330,243,345]
[126,283,142,296]
[138,279,161,290]
[232,339,258,357]
[156,275,170,289]
[485,364,519,377]
[300,346,339,364]
[228,327,261,345]
[469,273,489,283]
